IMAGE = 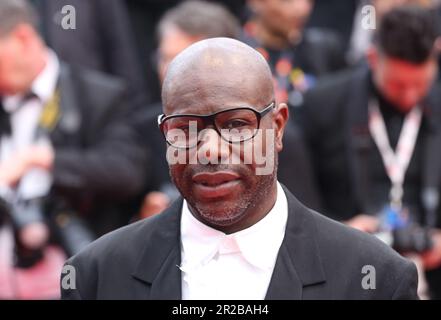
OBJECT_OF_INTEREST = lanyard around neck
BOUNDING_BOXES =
[368,99,423,210]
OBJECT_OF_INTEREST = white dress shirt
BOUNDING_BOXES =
[180,182,288,300]
[0,49,59,199]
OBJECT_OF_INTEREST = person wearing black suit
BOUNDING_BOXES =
[47,64,148,238]
[61,38,417,300]
[296,6,441,298]
[61,184,418,300]
[0,0,148,252]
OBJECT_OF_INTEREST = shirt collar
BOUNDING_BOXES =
[3,49,59,113]
[31,49,60,104]
[180,182,288,271]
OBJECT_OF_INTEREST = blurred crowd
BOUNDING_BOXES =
[1,0,441,299]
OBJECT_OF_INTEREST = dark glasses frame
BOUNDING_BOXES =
[157,101,276,149]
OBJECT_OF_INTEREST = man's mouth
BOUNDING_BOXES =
[192,171,242,199]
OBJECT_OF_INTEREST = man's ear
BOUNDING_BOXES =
[273,103,289,153]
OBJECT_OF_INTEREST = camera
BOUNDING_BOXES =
[0,196,46,268]
[0,193,94,268]
[378,204,434,254]
[392,223,433,253]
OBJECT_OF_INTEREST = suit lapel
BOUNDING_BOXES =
[266,186,326,299]
[264,243,302,300]
[131,198,183,299]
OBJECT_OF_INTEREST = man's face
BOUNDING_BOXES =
[370,52,438,112]
[157,25,201,83]
[0,31,29,95]
[251,0,314,42]
[163,53,287,230]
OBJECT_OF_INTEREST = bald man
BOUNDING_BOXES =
[61,38,418,300]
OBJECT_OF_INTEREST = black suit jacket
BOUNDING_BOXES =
[297,66,441,223]
[61,186,418,300]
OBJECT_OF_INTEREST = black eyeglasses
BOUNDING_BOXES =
[157,102,275,149]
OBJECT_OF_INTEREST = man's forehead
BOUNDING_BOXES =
[175,49,257,83]
[199,48,251,68]
[163,85,261,116]
[164,72,265,114]
[162,38,274,114]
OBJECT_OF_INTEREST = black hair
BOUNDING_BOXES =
[375,5,439,63]
[158,0,241,40]
[0,0,39,36]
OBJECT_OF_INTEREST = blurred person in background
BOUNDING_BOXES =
[135,0,321,219]
[297,6,441,298]
[242,0,347,110]
[0,0,147,298]
[126,0,247,104]
[347,0,440,65]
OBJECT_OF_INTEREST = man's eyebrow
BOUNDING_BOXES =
[166,105,259,117]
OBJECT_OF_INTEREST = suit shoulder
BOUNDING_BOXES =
[62,201,182,299]
[313,210,418,298]
[66,213,162,267]
[303,208,418,299]
[309,209,415,277]
[62,217,159,299]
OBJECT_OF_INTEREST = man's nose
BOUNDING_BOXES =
[197,128,230,164]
